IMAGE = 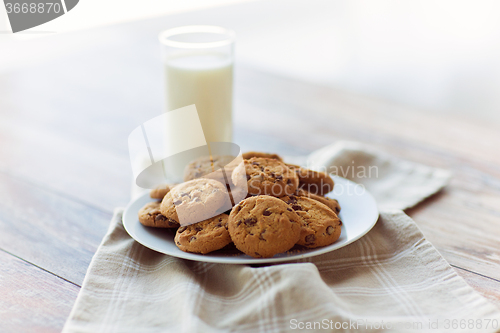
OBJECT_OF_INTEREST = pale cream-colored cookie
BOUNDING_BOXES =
[159,192,179,225]
[161,178,230,226]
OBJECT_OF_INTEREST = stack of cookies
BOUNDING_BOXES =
[138,151,342,258]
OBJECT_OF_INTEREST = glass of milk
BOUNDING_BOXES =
[159,26,235,144]
[158,26,235,181]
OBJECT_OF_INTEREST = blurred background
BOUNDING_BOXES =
[2,0,500,123]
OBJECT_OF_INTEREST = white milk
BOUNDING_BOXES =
[164,52,233,144]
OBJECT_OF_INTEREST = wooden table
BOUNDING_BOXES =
[1,15,500,333]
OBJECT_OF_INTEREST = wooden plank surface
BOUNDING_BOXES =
[0,249,79,333]
[0,171,111,285]
[0,12,499,332]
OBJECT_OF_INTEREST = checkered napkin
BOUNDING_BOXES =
[63,141,500,333]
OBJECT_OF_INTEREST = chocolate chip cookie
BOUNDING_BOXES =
[232,158,299,197]
[242,151,283,162]
[286,164,335,195]
[228,195,301,258]
[150,184,173,200]
[161,178,230,226]
[295,188,341,214]
[183,155,240,185]
[175,213,231,254]
[138,201,180,228]
[159,192,180,225]
[280,195,342,248]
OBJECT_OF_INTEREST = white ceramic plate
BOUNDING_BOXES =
[123,176,379,264]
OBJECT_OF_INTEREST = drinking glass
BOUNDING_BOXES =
[159,25,235,144]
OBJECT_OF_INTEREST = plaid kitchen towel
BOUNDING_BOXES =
[63,141,500,333]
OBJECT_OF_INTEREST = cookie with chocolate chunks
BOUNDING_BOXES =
[138,201,180,228]
[242,151,283,162]
[295,188,341,214]
[286,164,334,196]
[183,155,240,185]
[174,213,231,254]
[280,195,342,248]
[232,158,299,197]
[228,195,301,258]
[150,184,174,200]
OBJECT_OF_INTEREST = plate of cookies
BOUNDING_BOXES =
[123,152,379,264]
